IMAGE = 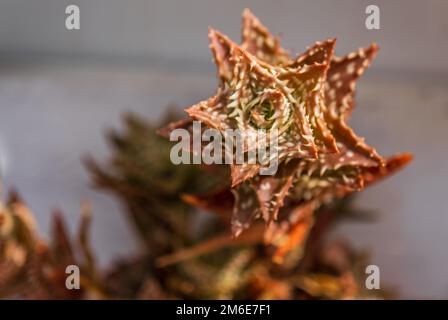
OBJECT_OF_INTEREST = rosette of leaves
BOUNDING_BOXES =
[160,9,412,263]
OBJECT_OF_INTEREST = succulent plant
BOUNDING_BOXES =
[161,9,412,262]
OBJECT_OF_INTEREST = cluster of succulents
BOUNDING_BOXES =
[0,114,393,299]
[0,9,411,300]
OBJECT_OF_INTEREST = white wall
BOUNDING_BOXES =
[0,0,447,74]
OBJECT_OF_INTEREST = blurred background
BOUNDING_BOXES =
[0,0,447,298]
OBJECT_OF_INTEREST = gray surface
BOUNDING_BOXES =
[0,0,448,74]
[0,60,446,298]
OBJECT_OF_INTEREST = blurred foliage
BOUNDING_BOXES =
[0,113,388,299]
